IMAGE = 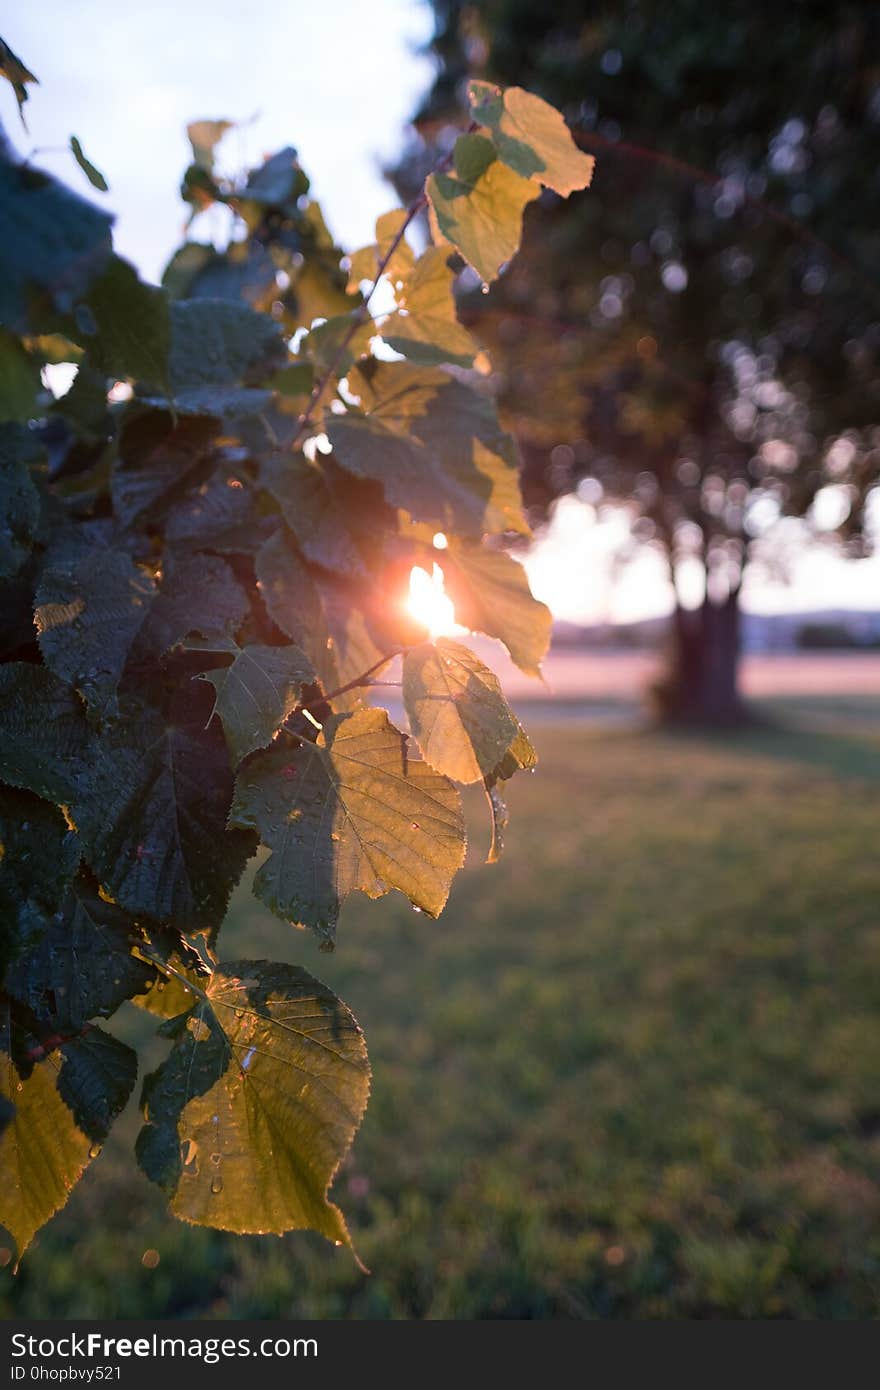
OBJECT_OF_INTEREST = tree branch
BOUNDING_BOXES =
[288,127,474,454]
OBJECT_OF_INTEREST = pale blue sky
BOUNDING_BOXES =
[1,0,433,282]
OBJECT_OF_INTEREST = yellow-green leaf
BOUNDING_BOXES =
[135,960,369,1248]
[427,134,539,284]
[440,543,552,677]
[231,707,465,944]
[199,642,316,764]
[382,246,478,369]
[469,81,595,196]
[0,1016,136,1259]
[402,637,522,784]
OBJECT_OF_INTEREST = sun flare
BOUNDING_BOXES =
[407,563,458,638]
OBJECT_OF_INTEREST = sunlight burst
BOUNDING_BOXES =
[407,563,458,638]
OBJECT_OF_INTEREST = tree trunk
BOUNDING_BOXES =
[650,589,749,727]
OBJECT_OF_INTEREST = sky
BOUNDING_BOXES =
[2,0,877,624]
[1,0,434,280]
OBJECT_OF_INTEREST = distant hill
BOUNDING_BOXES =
[553,610,880,653]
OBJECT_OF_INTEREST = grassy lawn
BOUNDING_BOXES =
[3,698,879,1318]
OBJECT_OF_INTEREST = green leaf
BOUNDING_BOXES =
[81,255,172,392]
[35,544,156,713]
[327,362,529,538]
[427,135,539,284]
[260,453,372,579]
[168,300,286,392]
[0,663,90,804]
[135,960,369,1245]
[440,543,552,677]
[142,385,273,423]
[198,642,316,764]
[468,81,595,196]
[0,329,42,423]
[0,36,37,128]
[165,461,266,554]
[0,1012,136,1258]
[5,877,153,1031]
[69,136,108,193]
[186,119,233,173]
[113,409,218,529]
[255,528,340,693]
[71,690,256,935]
[231,707,465,944]
[0,153,112,336]
[0,424,41,577]
[0,788,80,976]
[381,247,478,369]
[130,553,249,663]
[402,637,522,784]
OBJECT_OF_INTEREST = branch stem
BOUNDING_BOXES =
[288,125,474,453]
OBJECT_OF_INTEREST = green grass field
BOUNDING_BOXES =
[3,697,879,1319]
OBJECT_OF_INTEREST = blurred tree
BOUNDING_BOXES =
[391,0,880,724]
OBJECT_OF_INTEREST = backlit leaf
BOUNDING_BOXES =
[440,543,552,677]
[198,641,316,764]
[327,362,529,538]
[0,1012,136,1258]
[382,246,478,369]
[402,637,522,784]
[135,960,369,1246]
[468,81,595,196]
[231,707,465,944]
[427,134,539,284]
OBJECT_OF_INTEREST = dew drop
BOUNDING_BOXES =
[412,905,423,914]
[209,1152,222,1166]
[15,1082,22,1093]
[88,1143,102,1159]
[410,821,420,830]
[211,1173,224,1195]
[480,283,490,294]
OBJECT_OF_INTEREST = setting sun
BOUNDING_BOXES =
[407,563,459,638]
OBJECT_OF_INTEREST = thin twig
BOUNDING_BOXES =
[288,126,475,454]
[303,649,404,713]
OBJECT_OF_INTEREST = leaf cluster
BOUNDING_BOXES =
[0,48,587,1259]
